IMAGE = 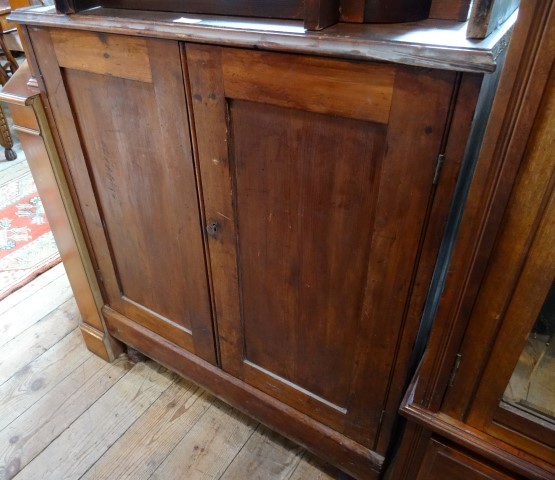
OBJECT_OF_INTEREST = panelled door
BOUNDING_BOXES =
[30,29,216,364]
[186,44,456,447]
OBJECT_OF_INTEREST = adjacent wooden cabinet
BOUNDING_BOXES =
[11,5,514,479]
[392,0,555,478]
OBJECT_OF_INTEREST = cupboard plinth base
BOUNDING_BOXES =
[103,306,383,480]
[79,323,123,362]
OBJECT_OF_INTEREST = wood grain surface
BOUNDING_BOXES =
[221,49,395,124]
[0,59,122,361]
[31,29,216,363]
[415,439,515,480]
[51,29,153,83]
[188,42,456,452]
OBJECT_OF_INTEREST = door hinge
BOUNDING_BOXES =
[378,409,386,426]
[432,153,446,185]
[96,269,104,285]
[448,353,463,388]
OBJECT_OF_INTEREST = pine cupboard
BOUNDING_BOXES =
[11,5,513,479]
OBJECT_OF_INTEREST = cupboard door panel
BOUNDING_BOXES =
[187,44,455,447]
[31,29,216,363]
[233,100,385,409]
[416,440,516,480]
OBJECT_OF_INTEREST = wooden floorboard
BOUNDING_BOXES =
[150,400,258,480]
[0,329,92,432]
[0,266,73,349]
[0,297,79,387]
[219,425,304,480]
[80,383,211,480]
[0,264,66,318]
[0,356,131,479]
[0,269,341,480]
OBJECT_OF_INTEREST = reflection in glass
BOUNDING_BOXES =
[503,281,555,423]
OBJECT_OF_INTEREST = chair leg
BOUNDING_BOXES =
[0,64,8,86]
[0,103,16,161]
[0,33,19,75]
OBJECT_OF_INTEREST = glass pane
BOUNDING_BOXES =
[503,281,555,422]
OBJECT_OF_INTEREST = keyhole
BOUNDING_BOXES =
[206,222,218,238]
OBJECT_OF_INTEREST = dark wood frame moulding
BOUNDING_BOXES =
[414,0,554,414]
[457,65,555,462]
[399,381,555,479]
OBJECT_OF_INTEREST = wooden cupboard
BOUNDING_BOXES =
[10,4,514,479]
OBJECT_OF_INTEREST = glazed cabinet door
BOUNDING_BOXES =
[453,70,555,465]
[28,29,216,364]
[186,44,456,447]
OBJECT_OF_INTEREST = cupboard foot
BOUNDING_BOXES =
[79,323,124,362]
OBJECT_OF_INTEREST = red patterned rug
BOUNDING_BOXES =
[0,170,60,300]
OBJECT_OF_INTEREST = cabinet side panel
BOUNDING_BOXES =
[376,72,483,454]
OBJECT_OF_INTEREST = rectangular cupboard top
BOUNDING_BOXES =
[9,5,516,73]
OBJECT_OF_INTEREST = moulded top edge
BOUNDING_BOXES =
[9,5,517,74]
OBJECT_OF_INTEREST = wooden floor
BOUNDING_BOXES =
[0,264,345,480]
[505,334,555,420]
